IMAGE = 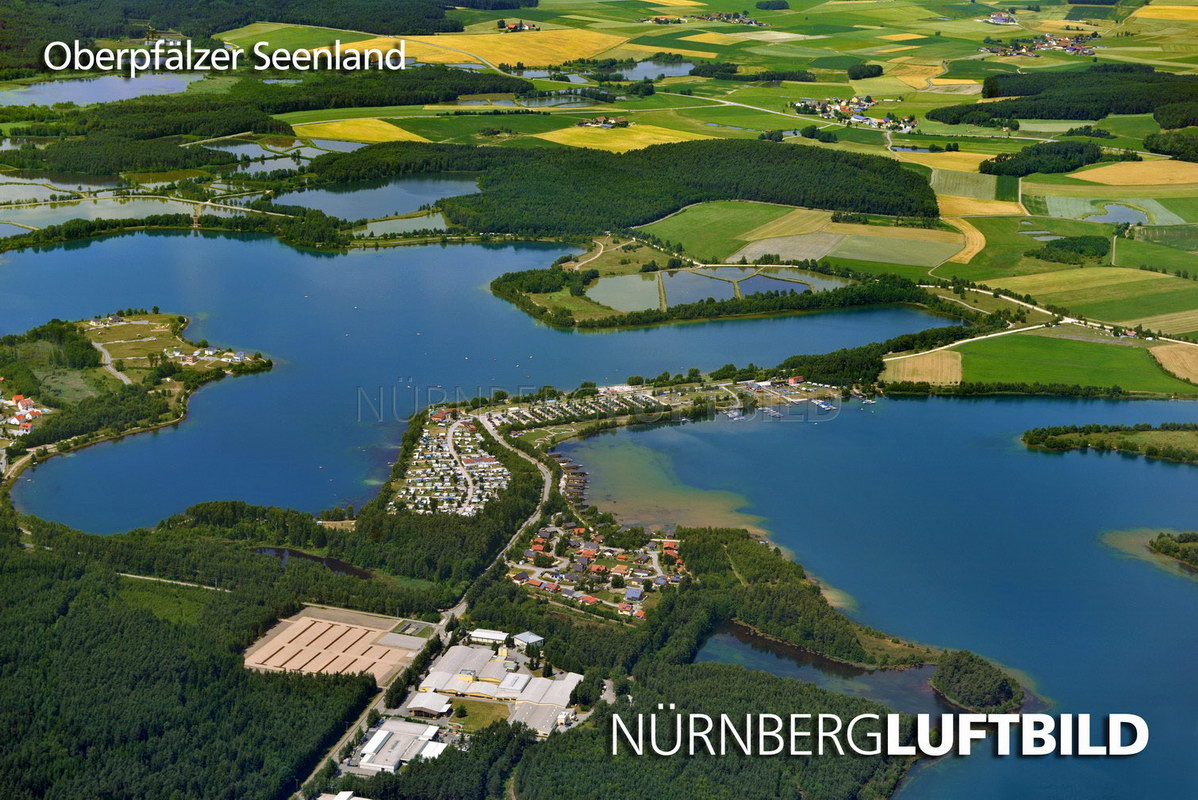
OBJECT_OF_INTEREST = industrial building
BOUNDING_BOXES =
[357,719,447,773]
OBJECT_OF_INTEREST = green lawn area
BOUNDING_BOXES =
[218,23,374,51]
[274,106,430,125]
[956,332,1198,394]
[451,699,511,732]
[117,578,211,626]
[939,216,1113,282]
[639,201,794,261]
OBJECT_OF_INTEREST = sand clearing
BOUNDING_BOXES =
[883,350,962,383]
[879,32,925,41]
[1150,343,1198,381]
[942,217,986,263]
[938,195,1026,216]
[292,118,428,142]
[1069,160,1198,186]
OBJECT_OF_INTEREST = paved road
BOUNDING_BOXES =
[91,341,132,385]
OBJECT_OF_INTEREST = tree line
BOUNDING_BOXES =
[928,64,1198,125]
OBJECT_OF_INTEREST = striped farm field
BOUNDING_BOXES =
[291,118,429,142]
[883,350,962,383]
[1023,180,1198,199]
[898,151,992,171]
[932,169,997,200]
[1133,4,1198,20]
[942,217,985,263]
[938,195,1025,216]
[742,208,832,240]
[985,268,1198,323]
[828,234,962,267]
[1133,310,1198,335]
[534,124,712,153]
[332,29,628,66]
[1069,160,1198,186]
[1150,343,1198,383]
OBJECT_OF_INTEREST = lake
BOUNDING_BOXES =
[272,174,480,219]
[0,73,204,106]
[558,400,1198,799]
[1,231,950,533]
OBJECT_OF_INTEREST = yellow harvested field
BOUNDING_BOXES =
[292,118,428,142]
[1150,343,1198,380]
[879,32,924,41]
[930,78,980,86]
[534,124,713,153]
[1070,160,1198,186]
[1133,5,1198,19]
[743,208,832,240]
[942,217,985,263]
[876,45,918,53]
[883,350,962,383]
[897,150,991,171]
[891,64,943,88]
[988,267,1172,295]
[331,29,628,66]
[1124,310,1198,334]
[619,43,720,59]
[651,0,706,5]
[682,32,744,45]
[824,221,963,243]
[938,195,1026,216]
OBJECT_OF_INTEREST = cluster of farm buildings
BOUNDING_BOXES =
[980,31,1098,57]
[576,115,630,128]
[794,97,916,132]
[391,410,510,516]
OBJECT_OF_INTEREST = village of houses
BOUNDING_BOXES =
[389,410,512,516]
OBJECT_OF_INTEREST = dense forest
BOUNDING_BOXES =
[1144,129,1198,162]
[0,541,375,799]
[1149,531,1198,568]
[1,210,352,251]
[930,650,1024,713]
[0,0,462,72]
[310,139,939,235]
[1153,101,1198,129]
[1023,234,1110,264]
[3,69,531,174]
[928,65,1198,124]
[515,664,916,800]
[978,141,1113,177]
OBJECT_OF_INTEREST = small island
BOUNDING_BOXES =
[931,650,1025,714]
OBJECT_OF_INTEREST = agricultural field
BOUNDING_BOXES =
[940,216,1113,281]
[534,123,713,152]
[217,22,375,51]
[883,350,963,383]
[291,119,430,142]
[956,329,1198,394]
[639,200,965,266]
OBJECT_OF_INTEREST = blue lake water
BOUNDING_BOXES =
[736,274,805,297]
[661,269,736,304]
[0,231,949,533]
[0,73,203,106]
[272,175,480,219]
[561,402,1198,799]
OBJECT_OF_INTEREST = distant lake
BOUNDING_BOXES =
[272,174,481,219]
[1,231,950,533]
[0,73,204,106]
